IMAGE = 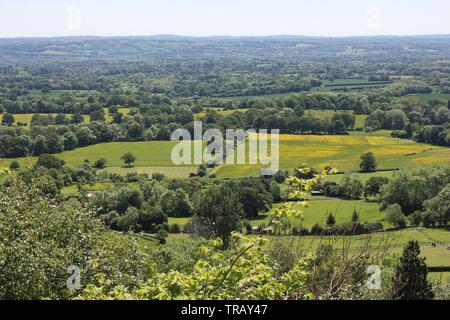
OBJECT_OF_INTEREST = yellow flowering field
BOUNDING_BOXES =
[215,134,450,177]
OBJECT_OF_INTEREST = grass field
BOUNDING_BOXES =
[102,166,197,179]
[326,171,395,184]
[1,113,89,126]
[212,134,450,177]
[168,217,192,226]
[1,108,130,126]
[104,108,131,122]
[0,141,188,168]
[306,110,367,128]
[429,272,450,283]
[131,230,449,283]
[104,231,159,257]
[138,227,450,269]
[274,228,450,268]
[61,181,141,195]
[2,134,449,178]
[169,199,383,229]
[195,108,249,119]
[260,199,383,228]
[349,130,393,137]
[312,79,394,92]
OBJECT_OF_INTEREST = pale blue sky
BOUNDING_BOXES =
[1,0,449,37]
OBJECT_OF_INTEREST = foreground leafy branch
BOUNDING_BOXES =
[77,168,334,300]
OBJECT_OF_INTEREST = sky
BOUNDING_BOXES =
[0,0,449,38]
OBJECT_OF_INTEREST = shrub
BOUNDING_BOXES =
[152,172,166,182]
[9,161,20,170]
[326,213,336,226]
[409,211,423,226]
[197,164,207,177]
[292,224,310,236]
[273,170,289,183]
[243,219,253,235]
[311,223,326,235]
[385,204,407,229]
[152,237,209,273]
[339,174,363,200]
[94,158,107,169]
[156,229,169,244]
[322,180,342,198]
[360,152,377,173]
[169,224,181,234]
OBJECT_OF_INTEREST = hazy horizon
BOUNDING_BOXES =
[1,0,449,38]
[1,33,450,40]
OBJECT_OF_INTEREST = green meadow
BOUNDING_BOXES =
[212,134,450,177]
[2,134,449,179]
[169,199,384,229]
[0,141,185,168]
[306,109,367,128]
[275,228,450,268]
[262,199,383,228]
[326,171,395,183]
[102,166,197,179]
[0,108,130,127]
[195,107,249,119]
[140,227,450,269]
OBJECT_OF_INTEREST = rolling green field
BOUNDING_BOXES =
[263,199,383,228]
[139,227,450,270]
[2,134,449,179]
[128,228,450,282]
[0,141,188,168]
[276,228,450,268]
[212,134,450,177]
[169,199,383,229]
